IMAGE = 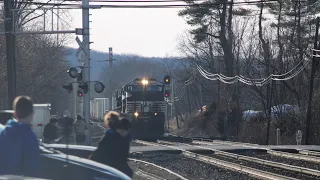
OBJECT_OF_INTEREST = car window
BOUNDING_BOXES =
[0,112,13,125]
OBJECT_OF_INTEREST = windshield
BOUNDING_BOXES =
[126,85,163,92]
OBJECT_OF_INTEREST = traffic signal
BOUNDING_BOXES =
[77,71,83,82]
[94,82,105,93]
[164,75,170,85]
[67,67,79,78]
[78,83,89,94]
[164,90,170,97]
[77,89,83,97]
[62,83,73,93]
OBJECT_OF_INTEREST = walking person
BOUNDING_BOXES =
[116,117,133,177]
[0,96,41,177]
[75,115,88,145]
[43,118,59,143]
[90,111,133,178]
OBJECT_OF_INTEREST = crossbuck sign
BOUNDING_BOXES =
[75,36,88,63]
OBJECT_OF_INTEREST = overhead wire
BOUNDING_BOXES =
[200,57,309,80]
[196,56,311,86]
[3,0,299,9]
[166,74,194,103]
[60,0,206,2]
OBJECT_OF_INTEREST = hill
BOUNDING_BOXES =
[66,47,177,81]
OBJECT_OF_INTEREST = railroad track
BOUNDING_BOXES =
[191,139,320,164]
[135,140,299,180]
[135,169,166,180]
[161,134,320,164]
[129,158,188,180]
[299,149,320,157]
[158,140,320,179]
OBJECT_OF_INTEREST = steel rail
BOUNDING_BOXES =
[129,158,189,180]
[135,169,166,180]
[135,140,298,180]
[197,139,320,163]
[171,140,320,177]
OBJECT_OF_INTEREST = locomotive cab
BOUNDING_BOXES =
[115,78,167,140]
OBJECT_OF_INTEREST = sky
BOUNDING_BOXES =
[65,6,190,57]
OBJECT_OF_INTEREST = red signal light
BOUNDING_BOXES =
[77,90,83,97]
[164,90,169,97]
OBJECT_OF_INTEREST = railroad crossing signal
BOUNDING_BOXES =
[79,83,89,94]
[62,83,73,93]
[77,90,83,97]
[75,36,88,65]
[63,67,105,94]
[164,90,170,97]
[77,70,83,82]
[164,75,170,85]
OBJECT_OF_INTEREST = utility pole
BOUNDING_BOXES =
[95,48,115,111]
[305,17,320,145]
[171,78,174,122]
[199,83,203,106]
[108,47,114,111]
[186,86,192,116]
[73,83,77,120]
[217,59,221,104]
[82,0,92,145]
[236,45,240,137]
[265,68,272,145]
[4,0,17,109]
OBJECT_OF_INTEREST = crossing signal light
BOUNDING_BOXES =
[62,83,73,93]
[164,90,170,97]
[94,82,105,93]
[78,83,89,94]
[67,67,79,78]
[164,75,170,85]
[77,71,83,82]
[77,90,83,97]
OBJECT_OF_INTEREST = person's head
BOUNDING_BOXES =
[49,118,58,125]
[12,96,34,124]
[116,117,132,137]
[104,111,120,130]
[76,115,84,123]
[118,118,132,131]
[77,115,82,121]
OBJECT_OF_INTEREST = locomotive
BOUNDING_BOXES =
[114,77,167,139]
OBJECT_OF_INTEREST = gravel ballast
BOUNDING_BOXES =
[131,152,258,180]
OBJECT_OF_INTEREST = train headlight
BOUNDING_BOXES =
[134,112,139,117]
[141,79,149,85]
[154,113,157,116]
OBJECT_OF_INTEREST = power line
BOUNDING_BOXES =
[61,0,205,2]
[65,0,306,4]
[1,0,288,8]
[0,0,310,10]
[197,56,311,86]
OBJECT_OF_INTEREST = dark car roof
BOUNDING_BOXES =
[40,147,131,180]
